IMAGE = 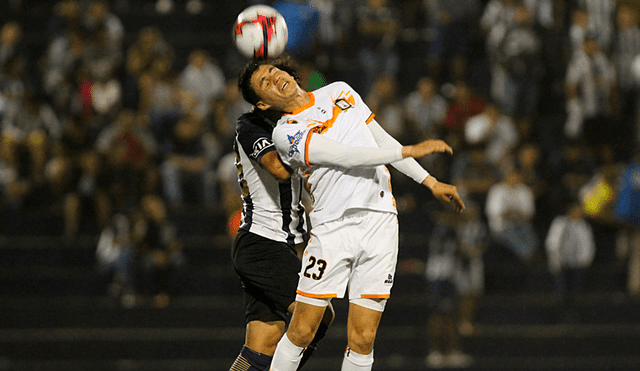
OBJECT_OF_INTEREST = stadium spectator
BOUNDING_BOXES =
[47,0,84,38]
[567,6,591,57]
[480,0,519,109]
[464,101,518,168]
[96,211,138,307]
[578,156,622,269]
[615,154,640,297]
[425,0,482,84]
[201,79,251,159]
[138,53,182,147]
[444,80,487,140]
[574,0,616,53]
[0,21,27,70]
[485,167,538,265]
[365,74,406,141]
[125,26,174,77]
[179,49,226,119]
[495,3,544,122]
[545,201,596,319]
[83,0,125,49]
[564,33,618,148]
[41,27,88,112]
[160,93,218,208]
[63,150,111,240]
[515,142,546,200]
[133,194,186,308]
[403,76,448,141]
[612,3,640,154]
[1,91,62,182]
[450,143,502,209]
[454,201,488,337]
[354,0,401,95]
[424,209,473,368]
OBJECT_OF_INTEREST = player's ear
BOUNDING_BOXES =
[255,101,271,111]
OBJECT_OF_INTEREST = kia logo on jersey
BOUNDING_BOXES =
[252,137,273,158]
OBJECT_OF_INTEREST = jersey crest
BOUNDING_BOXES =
[335,98,353,111]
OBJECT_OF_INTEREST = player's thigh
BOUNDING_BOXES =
[296,220,355,299]
[349,212,399,300]
[232,230,301,321]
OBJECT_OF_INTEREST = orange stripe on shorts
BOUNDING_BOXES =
[297,290,337,299]
[360,294,390,299]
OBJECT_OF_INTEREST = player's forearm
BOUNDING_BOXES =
[307,134,403,167]
[368,119,430,183]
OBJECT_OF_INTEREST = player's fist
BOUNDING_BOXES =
[402,140,453,159]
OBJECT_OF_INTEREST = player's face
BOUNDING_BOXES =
[251,65,298,111]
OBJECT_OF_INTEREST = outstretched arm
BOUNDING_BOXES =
[306,133,453,167]
[368,119,465,211]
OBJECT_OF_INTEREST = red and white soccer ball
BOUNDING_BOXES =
[233,5,288,60]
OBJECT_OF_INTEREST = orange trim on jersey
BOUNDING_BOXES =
[360,294,390,299]
[304,130,314,166]
[365,113,375,124]
[286,92,315,115]
[297,290,337,299]
[305,91,357,135]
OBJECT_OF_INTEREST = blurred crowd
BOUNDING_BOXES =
[2,0,640,310]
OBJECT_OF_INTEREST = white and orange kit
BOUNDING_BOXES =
[273,81,429,306]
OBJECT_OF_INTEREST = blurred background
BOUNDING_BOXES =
[1,0,640,370]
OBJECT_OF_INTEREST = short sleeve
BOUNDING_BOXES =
[273,123,313,168]
[236,113,277,164]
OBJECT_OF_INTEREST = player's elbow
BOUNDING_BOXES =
[269,167,292,182]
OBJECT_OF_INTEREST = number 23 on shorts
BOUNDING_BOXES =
[303,255,327,280]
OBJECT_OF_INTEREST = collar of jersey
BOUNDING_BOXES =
[285,92,315,116]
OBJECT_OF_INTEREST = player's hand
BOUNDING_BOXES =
[402,140,453,159]
[429,182,465,212]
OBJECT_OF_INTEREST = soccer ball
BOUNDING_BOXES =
[233,5,288,60]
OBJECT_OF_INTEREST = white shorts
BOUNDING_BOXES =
[296,210,398,301]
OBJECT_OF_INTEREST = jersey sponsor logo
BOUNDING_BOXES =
[287,130,304,157]
[251,137,273,157]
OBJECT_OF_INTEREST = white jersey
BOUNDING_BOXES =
[273,81,397,227]
[234,111,308,245]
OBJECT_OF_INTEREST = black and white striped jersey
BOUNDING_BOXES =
[233,110,308,245]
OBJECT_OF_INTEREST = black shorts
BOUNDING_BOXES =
[231,229,302,323]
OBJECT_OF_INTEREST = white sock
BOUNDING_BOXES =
[269,334,305,371]
[341,347,374,371]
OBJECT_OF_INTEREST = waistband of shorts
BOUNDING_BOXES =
[341,209,370,220]
[342,208,396,220]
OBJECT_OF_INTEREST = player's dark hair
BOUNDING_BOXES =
[237,55,301,107]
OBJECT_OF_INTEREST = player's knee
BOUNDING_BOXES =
[347,327,377,353]
[287,323,317,347]
[245,320,286,355]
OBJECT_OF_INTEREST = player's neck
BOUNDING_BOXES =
[284,88,311,114]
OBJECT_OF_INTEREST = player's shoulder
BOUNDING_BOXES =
[319,81,353,93]
[237,110,274,132]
